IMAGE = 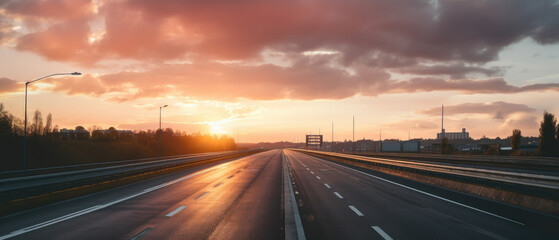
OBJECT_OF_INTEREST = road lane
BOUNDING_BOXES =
[0,150,283,240]
[284,149,559,240]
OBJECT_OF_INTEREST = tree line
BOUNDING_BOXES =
[510,111,559,156]
[0,103,237,171]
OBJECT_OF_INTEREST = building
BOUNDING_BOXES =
[59,128,90,140]
[437,128,469,140]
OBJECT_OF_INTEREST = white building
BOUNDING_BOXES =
[437,128,469,140]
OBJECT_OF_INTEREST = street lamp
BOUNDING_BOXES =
[23,72,81,171]
[159,104,168,158]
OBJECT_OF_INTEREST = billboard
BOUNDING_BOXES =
[306,135,323,149]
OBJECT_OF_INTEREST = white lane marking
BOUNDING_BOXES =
[334,192,344,199]
[372,226,393,240]
[306,168,310,170]
[321,158,525,225]
[195,191,209,200]
[310,171,314,174]
[165,205,186,217]
[0,161,235,240]
[324,183,331,188]
[316,176,321,179]
[348,205,364,216]
[130,227,153,240]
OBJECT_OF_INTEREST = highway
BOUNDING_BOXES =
[0,150,283,240]
[283,149,559,240]
[0,149,558,239]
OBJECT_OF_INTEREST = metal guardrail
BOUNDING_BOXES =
[0,151,236,177]
[293,149,559,190]
[0,150,253,201]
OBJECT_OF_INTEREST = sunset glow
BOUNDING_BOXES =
[1,0,559,142]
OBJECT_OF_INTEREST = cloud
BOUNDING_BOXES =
[386,78,559,95]
[4,0,559,65]
[500,113,538,131]
[394,63,502,79]
[1,0,559,100]
[0,77,21,93]
[418,101,536,120]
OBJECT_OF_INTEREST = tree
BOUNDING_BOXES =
[538,111,558,156]
[511,129,521,152]
[32,109,43,136]
[108,127,119,141]
[0,103,13,137]
[441,137,450,154]
[44,113,53,135]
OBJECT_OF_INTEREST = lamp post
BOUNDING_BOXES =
[159,104,168,158]
[23,72,81,171]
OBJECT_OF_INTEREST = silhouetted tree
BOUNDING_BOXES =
[538,111,558,156]
[0,103,13,137]
[511,129,521,152]
[108,127,119,141]
[44,113,53,135]
[32,109,43,136]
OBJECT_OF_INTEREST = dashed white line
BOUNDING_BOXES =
[306,168,310,170]
[310,171,314,174]
[316,176,321,179]
[372,226,393,240]
[348,205,364,216]
[165,205,186,217]
[0,162,232,240]
[324,183,331,188]
[329,161,524,225]
[195,191,209,199]
[334,192,344,199]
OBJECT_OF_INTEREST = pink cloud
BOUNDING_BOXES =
[1,0,559,101]
[418,101,536,120]
[0,77,21,93]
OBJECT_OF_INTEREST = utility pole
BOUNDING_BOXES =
[159,104,168,159]
[441,105,446,139]
[352,115,355,153]
[331,122,334,152]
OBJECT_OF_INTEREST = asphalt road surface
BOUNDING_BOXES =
[283,149,559,240]
[1,149,558,240]
[0,150,283,240]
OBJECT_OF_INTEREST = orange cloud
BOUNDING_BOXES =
[2,0,559,101]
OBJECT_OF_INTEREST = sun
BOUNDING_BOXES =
[209,123,228,135]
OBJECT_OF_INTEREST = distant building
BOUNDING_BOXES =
[437,128,469,140]
[59,128,90,140]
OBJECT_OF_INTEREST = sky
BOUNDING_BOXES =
[1,0,559,143]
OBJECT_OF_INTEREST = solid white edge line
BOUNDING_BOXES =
[165,205,186,217]
[129,227,153,240]
[334,192,344,199]
[348,205,364,216]
[372,226,393,240]
[324,183,331,188]
[317,155,525,225]
[0,160,236,240]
